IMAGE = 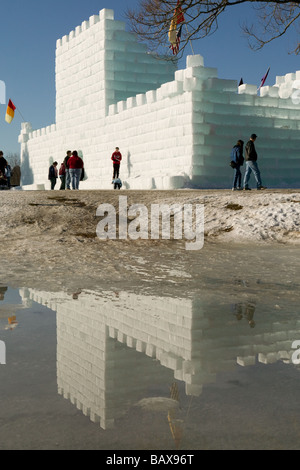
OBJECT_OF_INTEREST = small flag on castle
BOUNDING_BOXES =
[168,1,185,55]
[258,67,270,91]
[5,99,16,124]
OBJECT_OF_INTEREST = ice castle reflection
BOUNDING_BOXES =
[19,287,300,430]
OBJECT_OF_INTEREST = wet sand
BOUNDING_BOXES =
[1,189,299,293]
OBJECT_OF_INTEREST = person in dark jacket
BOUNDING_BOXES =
[63,150,72,190]
[0,151,8,185]
[0,151,7,172]
[5,164,12,189]
[230,140,244,191]
[48,162,58,190]
[243,134,267,190]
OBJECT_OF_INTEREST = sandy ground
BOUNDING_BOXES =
[0,188,299,292]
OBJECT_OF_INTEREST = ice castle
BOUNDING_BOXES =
[19,8,300,190]
[21,286,300,429]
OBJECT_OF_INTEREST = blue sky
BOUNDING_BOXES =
[1,0,299,155]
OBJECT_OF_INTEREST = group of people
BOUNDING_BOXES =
[48,147,123,190]
[49,139,266,192]
[48,150,84,190]
[230,134,267,191]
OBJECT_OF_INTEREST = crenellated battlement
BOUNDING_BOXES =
[56,9,115,50]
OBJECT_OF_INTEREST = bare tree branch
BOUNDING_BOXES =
[126,1,300,58]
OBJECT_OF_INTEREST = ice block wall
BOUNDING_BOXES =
[185,68,300,188]
[19,8,300,189]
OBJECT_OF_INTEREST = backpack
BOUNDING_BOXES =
[229,145,244,168]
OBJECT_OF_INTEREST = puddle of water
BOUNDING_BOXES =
[0,259,299,450]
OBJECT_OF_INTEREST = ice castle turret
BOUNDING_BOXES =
[19,8,300,189]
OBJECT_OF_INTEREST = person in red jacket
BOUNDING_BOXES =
[68,150,83,190]
[111,147,122,181]
[59,161,66,190]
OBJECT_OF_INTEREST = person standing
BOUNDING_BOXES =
[230,139,244,191]
[48,162,58,190]
[5,164,12,189]
[59,162,66,190]
[63,150,72,190]
[68,150,83,190]
[0,151,7,177]
[111,147,122,182]
[243,134,267,190]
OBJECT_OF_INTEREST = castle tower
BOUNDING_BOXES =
[55,9,175,127]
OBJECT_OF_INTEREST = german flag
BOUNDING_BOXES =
[5,99,16,124]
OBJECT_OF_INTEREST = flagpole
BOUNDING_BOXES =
[184,23,195,55]
[16,107,26,122]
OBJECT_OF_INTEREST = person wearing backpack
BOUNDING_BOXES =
[48,161,58,190]
[230,139,244,191]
